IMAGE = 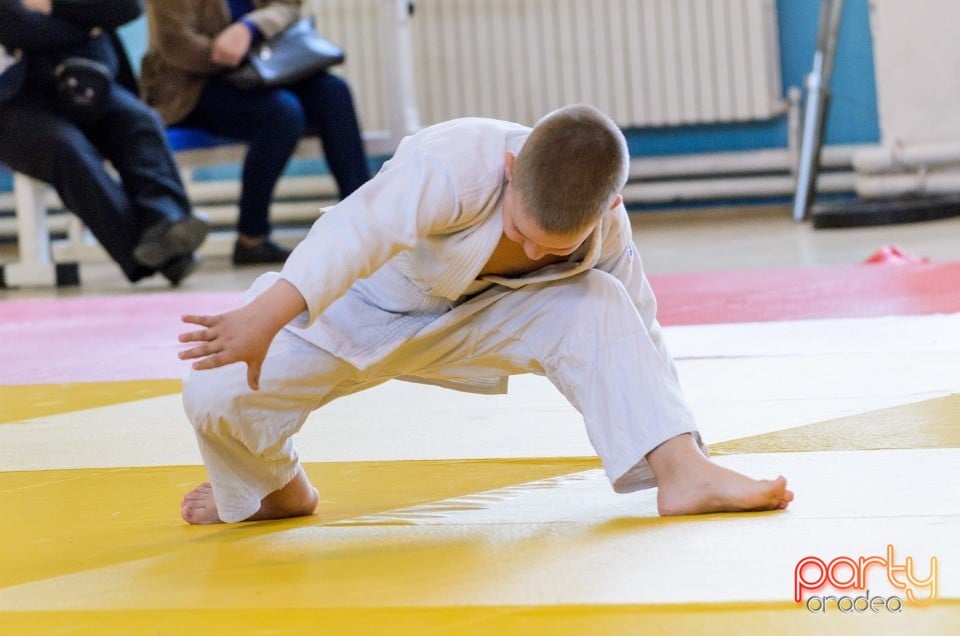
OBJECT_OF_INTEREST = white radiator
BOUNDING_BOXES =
[313,0,785,131]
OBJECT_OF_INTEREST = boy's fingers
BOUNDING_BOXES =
[178,346,206,361]
[179,328,213,343]
[181,314,217,327]
[191,353,226,371]
[179,343,222,361]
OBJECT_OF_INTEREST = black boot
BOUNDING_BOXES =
[232,239,291,265]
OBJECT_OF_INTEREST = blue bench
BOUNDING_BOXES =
[167,127,232,152]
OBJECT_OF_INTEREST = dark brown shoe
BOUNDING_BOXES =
[134,216,209,269]
[160,253,201,287]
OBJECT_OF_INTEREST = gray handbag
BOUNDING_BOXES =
[226,17,345,90]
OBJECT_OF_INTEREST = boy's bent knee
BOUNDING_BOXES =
[537,270,640,341]
[576,269,630,300]
[536,270,633,318]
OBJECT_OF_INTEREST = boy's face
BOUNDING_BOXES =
[502,152,617,261]
[502,185,595,261]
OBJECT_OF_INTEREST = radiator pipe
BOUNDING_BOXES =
[852,141,960,174]
[624,172,855,203]
[855,169,960,197]
[628,145,861,180]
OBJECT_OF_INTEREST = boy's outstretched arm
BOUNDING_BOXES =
[178,279,307,391]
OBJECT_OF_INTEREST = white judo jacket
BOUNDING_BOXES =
[278,117,675,393]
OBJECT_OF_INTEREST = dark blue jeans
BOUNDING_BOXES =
[178,73,370,238]
[0,85,192,281]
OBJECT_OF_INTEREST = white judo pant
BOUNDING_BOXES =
[182,269,705,522]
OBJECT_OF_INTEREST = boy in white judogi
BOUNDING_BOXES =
[178,105,793,524]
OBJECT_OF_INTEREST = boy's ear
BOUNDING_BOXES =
[609,194,623,210]
[504,152,516,180]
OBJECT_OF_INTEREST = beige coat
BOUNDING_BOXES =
[140,0,300,124]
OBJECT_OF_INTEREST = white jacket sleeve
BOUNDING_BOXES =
[279,148,459,326]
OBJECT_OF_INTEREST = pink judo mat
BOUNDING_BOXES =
[2,260,959,385]
[651,260,960,326]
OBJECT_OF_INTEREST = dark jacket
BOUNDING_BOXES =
[0,0,142,95]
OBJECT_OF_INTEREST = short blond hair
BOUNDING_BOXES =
[512,104,629,234]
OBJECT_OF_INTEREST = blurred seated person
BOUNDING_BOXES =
[0,0,208,285]
[141,0,371,266]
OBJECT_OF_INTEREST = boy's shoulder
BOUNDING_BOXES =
[416,116,531,135]
[402,117,531,156]
[391,118,531,196]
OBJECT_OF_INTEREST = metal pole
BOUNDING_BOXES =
[793,0,845,222]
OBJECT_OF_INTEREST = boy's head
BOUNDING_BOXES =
[508,104,629,235]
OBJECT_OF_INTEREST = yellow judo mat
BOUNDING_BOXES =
[1,314,958,635]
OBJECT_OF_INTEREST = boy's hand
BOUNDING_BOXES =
[179,306,273,390]
[178,279,308,391]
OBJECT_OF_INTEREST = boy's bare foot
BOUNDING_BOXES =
[647,433,794,516]
[181,482,222,524]
[181,467,320,525]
